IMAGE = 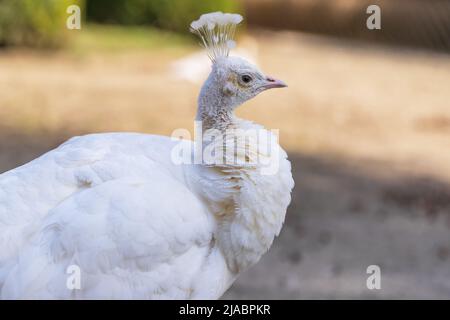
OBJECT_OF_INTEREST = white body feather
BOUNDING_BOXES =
[0,131,293,299]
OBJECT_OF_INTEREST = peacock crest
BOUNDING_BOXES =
[190,11,243,62]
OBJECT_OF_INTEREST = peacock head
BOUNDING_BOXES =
[211,56,286,107]
[191,12,286,114]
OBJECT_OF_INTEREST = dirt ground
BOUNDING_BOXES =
[0,30,449,299]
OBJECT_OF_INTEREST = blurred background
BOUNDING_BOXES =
[0,0,449,299]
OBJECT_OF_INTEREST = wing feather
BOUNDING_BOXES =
[0,133,214,299]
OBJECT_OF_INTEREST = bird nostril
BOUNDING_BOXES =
[262,76,287,89]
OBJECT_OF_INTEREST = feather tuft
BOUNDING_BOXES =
[190,11,243,62]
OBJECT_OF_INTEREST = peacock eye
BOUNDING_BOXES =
[241,74,252,84]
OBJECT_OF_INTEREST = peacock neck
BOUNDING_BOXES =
[196,72,240,132]
[191,118,293,274]
[197,109,236,132]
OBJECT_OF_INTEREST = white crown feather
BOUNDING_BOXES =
[190,11,243,62]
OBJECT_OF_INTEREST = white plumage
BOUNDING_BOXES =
[0,12,293,299]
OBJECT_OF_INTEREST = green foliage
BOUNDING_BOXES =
[0,0,83,48]
[0,0,240,48]
[70,24,193,54]
[85,0,242,32]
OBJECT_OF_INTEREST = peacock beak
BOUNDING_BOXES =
[262,76,288,90]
